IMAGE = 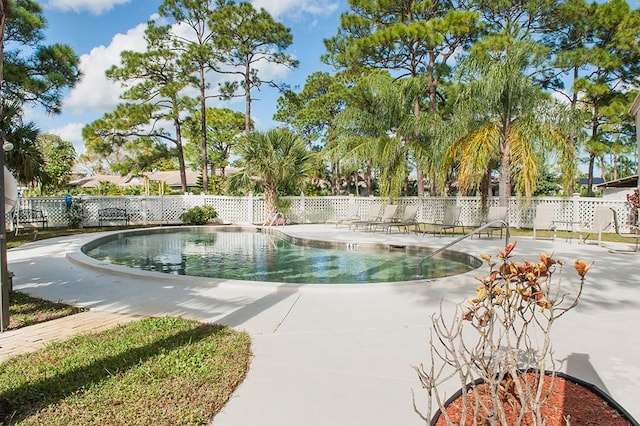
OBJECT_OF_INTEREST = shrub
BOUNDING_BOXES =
[180,205,218,225]
[66,198,84,228]
[415,242,592,424]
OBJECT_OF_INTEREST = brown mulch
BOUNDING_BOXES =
[433,373,632,426]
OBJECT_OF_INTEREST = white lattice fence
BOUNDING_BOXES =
[205,196,250,224]
[10,194,636,233]
[15,197,67,227]
[415,197,436,223]
[507,197,574,229]
[295,196,351,223]
[351,197,374,219]
[251,197,266,224]
[397,197,420,222]
[532,198,574,224]
[318,196,353,223]
[81,197,132,226]
[283,197,305,224]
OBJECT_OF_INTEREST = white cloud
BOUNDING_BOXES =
[64,23,148,114]
[21,106,48,127]
[47,0,338,19]
[550,90,572,105]
[45,0,132,15]
[252,58,294,82]
[251,0,339,19]
[48,122,86,154]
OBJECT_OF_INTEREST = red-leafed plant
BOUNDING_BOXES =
[627,188,640,226]
[626,188,640,209]
[415,242,592,425]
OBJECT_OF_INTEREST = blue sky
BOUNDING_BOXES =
[30,0,638,163]
[31,0,348,155]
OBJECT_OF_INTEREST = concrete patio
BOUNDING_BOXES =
[6,225,640,425]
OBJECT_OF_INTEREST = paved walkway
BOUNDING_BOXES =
[4,225,640,425]
[0,311,142,361]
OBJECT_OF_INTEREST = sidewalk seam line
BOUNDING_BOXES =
[272,293,302,334]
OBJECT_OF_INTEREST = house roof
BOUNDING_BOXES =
[69,172,200,189]
[595,175,639,188]
[69,168,240,189]
[69,174,139,188]
[579,177,605,186]
[146,170,201,187]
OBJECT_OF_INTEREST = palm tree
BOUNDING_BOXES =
[0,102,43,186]
[447,42,576,207]
[333,71,450,198]
[226,128,314,215]
[334,72,423,199]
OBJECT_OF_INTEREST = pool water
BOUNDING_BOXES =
[83,230,480,284]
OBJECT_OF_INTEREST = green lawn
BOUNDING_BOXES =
[8,292,86,330]
[7,226,135,250]
[7,223,635,248]
[412,224,635,244]
[0,317,251,425]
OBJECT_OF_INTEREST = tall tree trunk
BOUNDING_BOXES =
[416,168,424,195]
[264,183,278,215]
[174,119,188,194]
[0,0,9,330]
[332,160,340,195]
[499,144,511,207]
[0,0,5,107]
[480,168,491,210]
[587,153,596,196]
[366,159,373,196]
[567,66,579,195]
[199,66,209,194]
[419,53,441,197]
[499,114,512,207]
[587,103,599,196]
[244,63,252,133]
[414,96,425,197]
[403,151,409,196]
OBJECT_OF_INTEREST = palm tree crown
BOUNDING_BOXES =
[447,41,575,206]
[226,128,314,214]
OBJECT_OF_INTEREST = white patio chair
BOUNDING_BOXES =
[533,204,556,240]
[580,206,611,246]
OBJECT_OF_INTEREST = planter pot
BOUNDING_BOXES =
[430,371,638,426]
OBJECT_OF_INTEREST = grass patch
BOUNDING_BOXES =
[7,227,133,250]
[411,224,638,244]
[8,292,86,331]
[6,223,637,247]
[0,317,252,425]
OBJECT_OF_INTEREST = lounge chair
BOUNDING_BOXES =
[356,204,398,231]
[579,206,611,246]
[326,203,359,227]
[348,203,383,230]
[479,206,507,239]
[423,205,462,236]
[533,204,556,240]
[609,208,639,252]
[373,204,418,233]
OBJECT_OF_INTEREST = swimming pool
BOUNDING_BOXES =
[82,227,481,284]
